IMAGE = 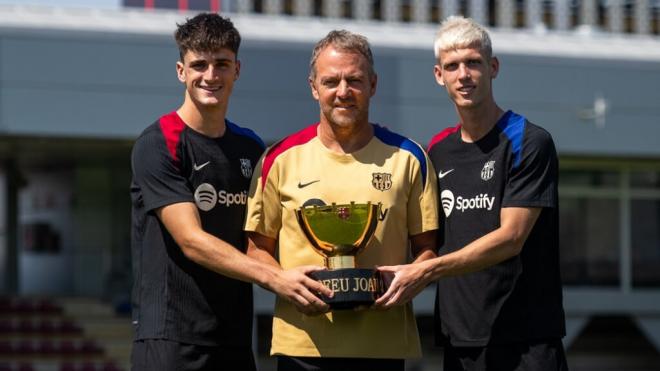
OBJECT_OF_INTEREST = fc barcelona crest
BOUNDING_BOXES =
[481,160,495,181]
[240,158,253,178]
[372,173,392,191]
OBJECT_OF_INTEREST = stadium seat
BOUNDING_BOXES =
[59,362,76,371]
[58,319,83,334]
[38,339,56,355]
[14,299,35,314]
[38,318,56,334]
[17,363,35,371]
[0,340,12,355]
[102,362,121,371]
[0,298,12,314]
[36,299,62,314]
[0,319,13,333]
[80,340,103,355]
[58,340,76,355]
[16,340,35,355]
[17,319,34,334]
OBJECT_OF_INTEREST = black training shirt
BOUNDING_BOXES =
[130,111,264,346]
[427,110,565,346]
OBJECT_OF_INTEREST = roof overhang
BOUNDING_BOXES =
[1,4,660,62]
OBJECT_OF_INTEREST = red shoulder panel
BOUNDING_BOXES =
[427,124,461,151]
[159,112,186,166]
[261,124,318,187]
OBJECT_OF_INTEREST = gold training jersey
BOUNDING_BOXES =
[245,123,438,359]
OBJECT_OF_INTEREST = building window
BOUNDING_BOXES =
[631,170,660,288]
[559,164,660,290]
[559,197,620,286]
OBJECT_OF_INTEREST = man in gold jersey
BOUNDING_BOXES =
[244,30,439,371]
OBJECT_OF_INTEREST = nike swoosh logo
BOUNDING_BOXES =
[297,180,320,188]
[193,161,210,171]
[438,169,454,179]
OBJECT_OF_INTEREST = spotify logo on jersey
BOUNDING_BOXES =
[194,183,218,211]
[440,189,496,218]
[440,190,455,217]
[194,183,248,211]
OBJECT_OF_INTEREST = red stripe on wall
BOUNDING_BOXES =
[144,0,154,9]
[178,0,188,12]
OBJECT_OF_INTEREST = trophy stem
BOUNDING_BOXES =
[326,256,355,269]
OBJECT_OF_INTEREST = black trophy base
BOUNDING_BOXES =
[309,268,383,310]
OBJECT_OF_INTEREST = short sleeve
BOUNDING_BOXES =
[407,148,440,235]
[502,125,558,208]
[244,152,283,238]
[131,129,193,212]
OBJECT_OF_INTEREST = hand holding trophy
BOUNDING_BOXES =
[295,202,385,309]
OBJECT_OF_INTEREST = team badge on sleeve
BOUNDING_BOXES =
[481,160,495,181]
[372,173,392,191]
[240,158,253,178]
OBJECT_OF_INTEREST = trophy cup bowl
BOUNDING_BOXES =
[295,202,383,309]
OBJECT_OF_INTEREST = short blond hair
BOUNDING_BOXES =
[433,16,492,61]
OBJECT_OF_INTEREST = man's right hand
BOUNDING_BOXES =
[247,232,334,315]
[271,265,334,316]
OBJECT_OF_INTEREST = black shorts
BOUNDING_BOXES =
[443,339,568,371]
[131,339,256,371]
[277,355,405,371]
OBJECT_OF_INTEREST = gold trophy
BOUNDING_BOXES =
[295,202,384,309]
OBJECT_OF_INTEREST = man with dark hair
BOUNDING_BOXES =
[174,12,241,59]
[375,16,567,371]
[130,13,331,371]
[245,29,438,371]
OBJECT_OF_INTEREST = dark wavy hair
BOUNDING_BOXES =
[174,13,241,60]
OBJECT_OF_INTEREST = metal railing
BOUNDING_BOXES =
[218,0,659,35]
